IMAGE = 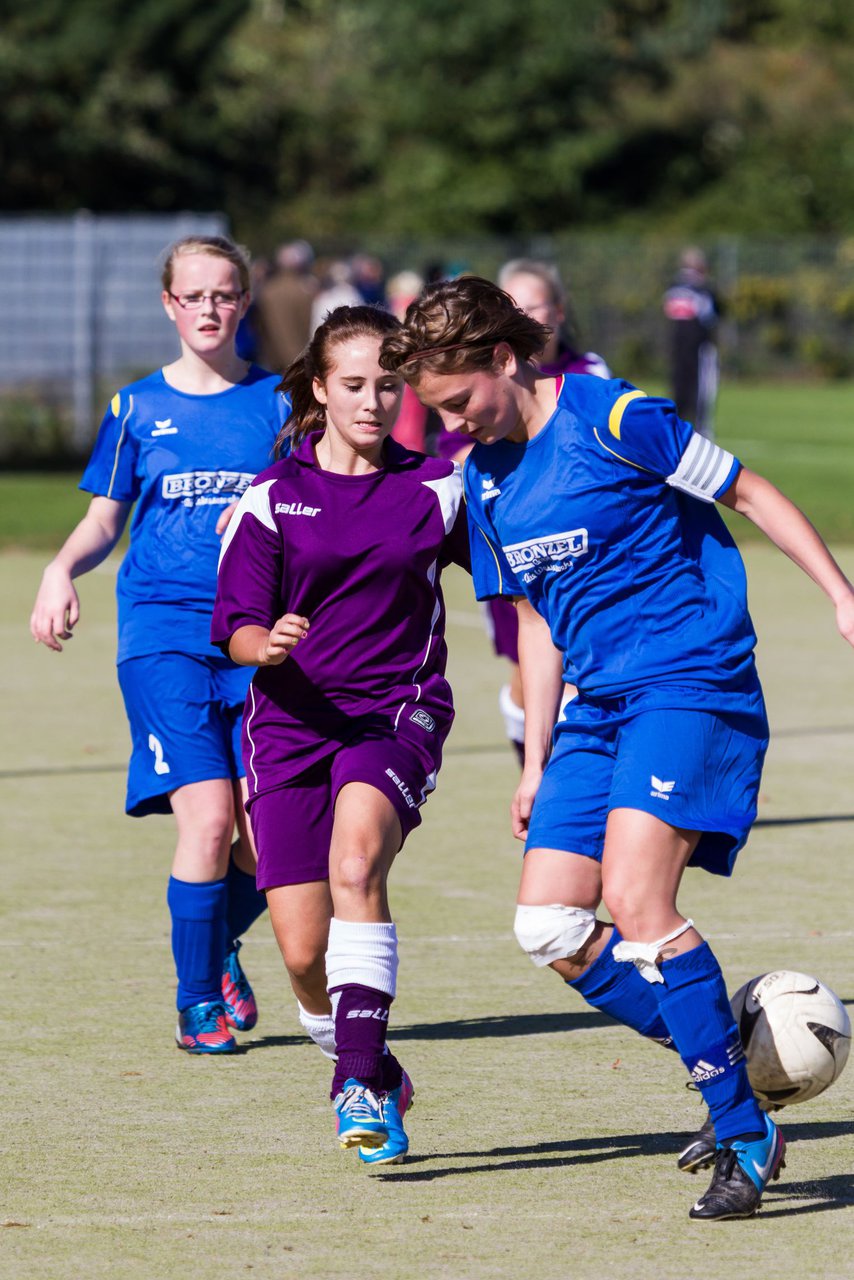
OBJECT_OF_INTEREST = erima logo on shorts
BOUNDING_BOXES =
[650,775,675,800]
[503,529,588,582]
[410,709,436,733]
[275,502,321,517]
[385,767,416,808]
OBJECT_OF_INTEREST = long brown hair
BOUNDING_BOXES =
[276,305,402,456]
[380,276,549,383]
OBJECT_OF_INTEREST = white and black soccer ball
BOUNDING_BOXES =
[731,970,851,1108]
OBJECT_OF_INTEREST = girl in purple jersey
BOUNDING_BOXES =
[212,306,469,1165]
[382,276,854,1220]
[30,236,281,1055]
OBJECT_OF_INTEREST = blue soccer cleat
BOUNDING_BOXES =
[334,1079,388,1150]
[222,940,258,1032]
[689,1112,786,1220]
[359,1070,414,1166]
[176,1000,237,1054]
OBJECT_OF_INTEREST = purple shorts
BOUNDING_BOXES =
[483,598,519,663]
[248,731,440,889]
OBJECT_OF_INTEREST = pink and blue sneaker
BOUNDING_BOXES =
[359,1071,414,1166]
[222,941,258,1032]
[176,1000,237,1054]
[334,1079,388,1150]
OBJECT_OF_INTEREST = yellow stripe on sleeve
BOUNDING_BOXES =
[476,524,508,595]
[110,392,121,417]
[608,389,646,440]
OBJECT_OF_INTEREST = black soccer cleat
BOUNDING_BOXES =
[677,1111,717,1174]
[689,1114,786,1221]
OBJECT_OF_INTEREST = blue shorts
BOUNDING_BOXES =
[117,652,254,817]
[526,686,769,877]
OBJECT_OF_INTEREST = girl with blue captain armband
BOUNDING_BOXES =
[381,276,854,1222]
[30,236,289,1055]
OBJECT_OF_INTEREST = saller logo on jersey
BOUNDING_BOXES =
[274,501,321,517]
[503,529,588,581]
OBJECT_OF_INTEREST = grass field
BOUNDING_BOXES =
[3,525,854,1277]
[3,380,854,549]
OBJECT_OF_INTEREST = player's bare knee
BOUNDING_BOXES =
[331,850,384,901]
[513,903,597,968]
[282,941,326,988]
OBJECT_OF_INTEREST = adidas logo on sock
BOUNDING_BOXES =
[691,1059,725,1083]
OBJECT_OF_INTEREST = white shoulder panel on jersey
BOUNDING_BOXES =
[667,432,735,503]
[218,478,276,566]
[584,352,612,380]
[421,463,463,535]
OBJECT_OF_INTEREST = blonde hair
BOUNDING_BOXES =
[160,235,252,293]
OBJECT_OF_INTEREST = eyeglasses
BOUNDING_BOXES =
[169,291,246,310]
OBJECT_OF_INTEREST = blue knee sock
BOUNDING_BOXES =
[224,851,267,948]
[654,942,764,1142]
[167,876,228,1012]
[568,927,674,1046]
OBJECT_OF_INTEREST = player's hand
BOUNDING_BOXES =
[511,766,543,842]
[262,613,309,665]
[30,565,80,652]
[216,501,238,536]
[834,592,854,649]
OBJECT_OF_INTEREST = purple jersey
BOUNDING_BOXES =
[540,345,611,379]
[211,433,470,798]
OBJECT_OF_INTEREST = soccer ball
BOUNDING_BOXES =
[731,970,851,1107]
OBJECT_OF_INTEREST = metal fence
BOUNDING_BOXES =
[1,211,227,456]
[3,218,853,463]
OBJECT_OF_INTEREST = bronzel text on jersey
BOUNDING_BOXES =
[503,529,589,583]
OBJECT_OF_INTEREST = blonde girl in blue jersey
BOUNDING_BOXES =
[381,276,854,1222]
[30,236,288,1055]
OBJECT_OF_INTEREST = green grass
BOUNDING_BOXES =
[0,473,91,550]
[3,381,854,549]
[2,550,854,1279]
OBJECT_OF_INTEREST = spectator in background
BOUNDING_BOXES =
[387,270,429,452]
[497,259,611,380]
[235,255,272,364]
[257,240,318,373]
[310,259,363,335]
[663,247,721,440]
[352,253,387,307]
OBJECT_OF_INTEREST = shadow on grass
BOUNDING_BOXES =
[754,814,854,828]
[241,1010,614,1053]
[761,1174,854,1216]
[375,1119,854,1206]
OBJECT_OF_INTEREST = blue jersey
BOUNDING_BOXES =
[464,375,757,700]
[81,366,288,662]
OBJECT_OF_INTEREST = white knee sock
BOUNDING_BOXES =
[297,1002,337,1060]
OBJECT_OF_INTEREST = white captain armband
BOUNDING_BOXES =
[666,433,735,503]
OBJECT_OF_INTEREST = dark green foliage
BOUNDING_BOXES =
[2,0,854,239]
